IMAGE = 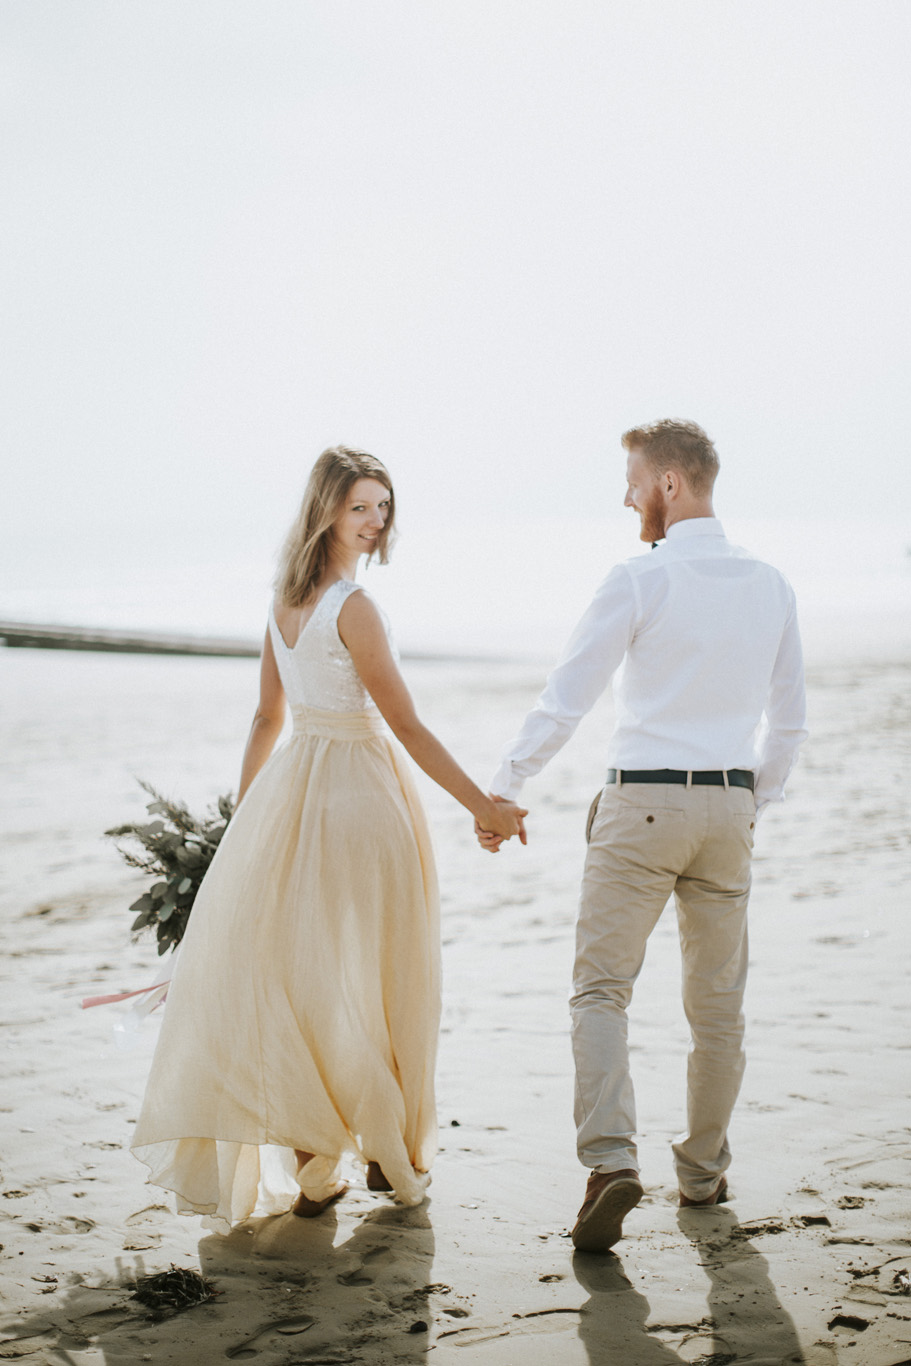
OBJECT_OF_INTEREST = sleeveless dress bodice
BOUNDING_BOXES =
[268,580,393,713]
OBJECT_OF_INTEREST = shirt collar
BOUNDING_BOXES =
[664,517,725,542]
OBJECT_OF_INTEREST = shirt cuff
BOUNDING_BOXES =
[489,760,524,802]
[753,788,784,819]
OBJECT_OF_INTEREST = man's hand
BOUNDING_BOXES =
[475,793,527,854]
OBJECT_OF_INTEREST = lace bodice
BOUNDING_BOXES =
[268,580,393,712]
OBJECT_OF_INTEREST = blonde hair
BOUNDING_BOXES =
[276,446,395,607]
[621,419,719,496]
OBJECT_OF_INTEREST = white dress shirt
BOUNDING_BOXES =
[490,518,807,814]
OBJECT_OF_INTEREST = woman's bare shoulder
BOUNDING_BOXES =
[337,584,379,622]
[337,586,388,645]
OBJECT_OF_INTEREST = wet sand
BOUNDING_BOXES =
[1,643,910,1365]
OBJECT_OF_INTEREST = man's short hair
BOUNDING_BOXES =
[621,419,719,497]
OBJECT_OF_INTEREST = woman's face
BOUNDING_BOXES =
[332,477,391,558]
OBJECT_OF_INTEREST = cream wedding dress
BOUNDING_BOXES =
[132,580,440,1231]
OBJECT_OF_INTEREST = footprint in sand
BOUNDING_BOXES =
[124,1204,172,1227]
[63,1216,95,1234]
[225,1314,316,1358]
[337,1268,372,1286]
[336,1244,392,1286]
[122,1204,171,1250]
[23,1216,96,1234]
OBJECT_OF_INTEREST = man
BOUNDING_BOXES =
[481,420,807,1254]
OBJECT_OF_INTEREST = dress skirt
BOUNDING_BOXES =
[131,706,440,1233]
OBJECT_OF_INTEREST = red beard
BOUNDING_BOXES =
[637,485,667,543]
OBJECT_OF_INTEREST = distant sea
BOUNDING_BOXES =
[3,516,911,663]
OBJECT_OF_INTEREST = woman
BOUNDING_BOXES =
[131,446,525,1232]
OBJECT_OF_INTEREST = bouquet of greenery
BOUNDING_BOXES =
[105,780,234,954]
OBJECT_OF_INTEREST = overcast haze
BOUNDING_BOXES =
[2,1,910,646]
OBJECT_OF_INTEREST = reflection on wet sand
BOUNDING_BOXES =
[573,1250,687,1365]
[572,1207,807,1365]
[676,1206,806,1364]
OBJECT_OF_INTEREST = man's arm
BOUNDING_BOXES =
[489,564,638,801]
[753,593,808,815]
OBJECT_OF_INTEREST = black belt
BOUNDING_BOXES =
[606,768,754,792]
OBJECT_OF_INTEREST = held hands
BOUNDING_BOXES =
[475,794,528,854]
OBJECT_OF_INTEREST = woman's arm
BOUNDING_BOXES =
[338,592,526,844]
[236,626,287,805]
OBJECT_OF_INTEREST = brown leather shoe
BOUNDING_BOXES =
[571,1168,643,1253]
[366,1161,393,1192]
[291,1183,348,1218]
[679,1177,728,1208]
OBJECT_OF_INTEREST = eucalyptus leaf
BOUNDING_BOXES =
[108,780,234,951]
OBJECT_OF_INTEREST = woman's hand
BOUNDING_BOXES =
[475,795,528,852]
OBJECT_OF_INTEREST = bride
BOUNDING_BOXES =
[131,445,526,1231]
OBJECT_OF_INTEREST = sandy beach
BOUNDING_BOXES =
[1,640,910,1365]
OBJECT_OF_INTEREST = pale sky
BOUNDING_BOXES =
[2,1,910,638]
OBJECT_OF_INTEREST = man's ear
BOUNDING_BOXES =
[663,468,680,500]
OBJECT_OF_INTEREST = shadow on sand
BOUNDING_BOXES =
[1,1200,436,1364]
[573,1251,688,1365]
[572,1206,807,1365]
[673,1205,806,1364]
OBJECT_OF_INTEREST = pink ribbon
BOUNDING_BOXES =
[81,982,168,1010]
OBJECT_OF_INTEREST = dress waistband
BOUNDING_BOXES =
[291,706,388,740]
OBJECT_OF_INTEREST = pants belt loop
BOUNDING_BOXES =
[722,769,730,791]
[686,770,693,790]
[616,768,623,789]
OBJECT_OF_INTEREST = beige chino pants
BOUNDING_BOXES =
[571,779,756,1201]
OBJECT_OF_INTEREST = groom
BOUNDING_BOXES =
[480,420,807,1253]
